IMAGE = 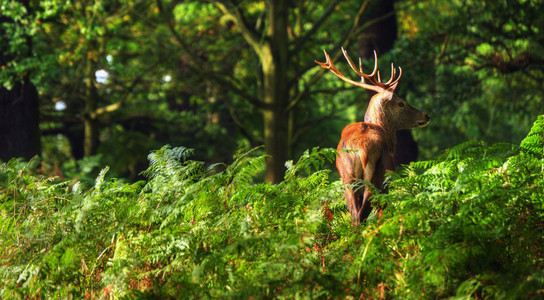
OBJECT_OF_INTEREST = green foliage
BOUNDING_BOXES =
[394,0,544,159]
[2,116,544,298]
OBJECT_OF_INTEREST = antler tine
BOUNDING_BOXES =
[314,49,335,72]
[382,63,396,85]
[371,50,378,77]
[355,56,372,85]
[392,66,402,86]
[341,48,389,89]
[315,49,359,83]
[341,48,380,80]
[341,48,360,75]
[315,49,388,94]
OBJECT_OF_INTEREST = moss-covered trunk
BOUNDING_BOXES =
[262,0,289,183]
[83,55,99,157]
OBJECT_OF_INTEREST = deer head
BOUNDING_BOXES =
[315,48,430,134]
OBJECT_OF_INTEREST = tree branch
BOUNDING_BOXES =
[89,63,153,119]
[290,0,341,57]
[89,102,122,118]
[156,0,204,65]
[291,111,338,146]
[205,71,270,109]
[309,86,359,95]
[157,0,267,108]
[351,10,395,39]
[225,103,264,145]
[214,1,263,56]
[286,0,371,112]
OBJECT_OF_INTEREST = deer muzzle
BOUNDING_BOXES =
[417,114,431,127]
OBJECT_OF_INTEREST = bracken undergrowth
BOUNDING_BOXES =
[1,116,544,299]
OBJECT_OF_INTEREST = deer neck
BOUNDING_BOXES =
[364,102,397,152]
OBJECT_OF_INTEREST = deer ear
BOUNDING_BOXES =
[380,89,395,102]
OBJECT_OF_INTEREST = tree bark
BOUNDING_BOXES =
[0,80,41,162]
[0,0,41,162]
[262,0,289,183]
[358,0,398,58]
[83,54,99,157]
[357,0,420,166]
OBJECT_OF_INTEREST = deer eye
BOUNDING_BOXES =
[398,102,406,108]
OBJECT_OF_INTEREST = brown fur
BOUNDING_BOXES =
[336,123,391,221]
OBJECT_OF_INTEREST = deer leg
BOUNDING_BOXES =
[337,150,364,222]
[356,187,373,222]
[370,151,388,218]
[344,188,359,220]
[355,153,378,223]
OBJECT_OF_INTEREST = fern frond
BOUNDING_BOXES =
[520,115,544,162]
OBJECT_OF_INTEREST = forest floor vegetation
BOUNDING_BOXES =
[1,116,544,299]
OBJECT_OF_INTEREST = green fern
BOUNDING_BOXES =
[521,115,544,154]
[2,116,544,298]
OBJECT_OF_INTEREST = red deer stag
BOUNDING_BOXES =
[316,48,430,223]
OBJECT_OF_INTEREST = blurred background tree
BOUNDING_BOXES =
[0,0,542,181]
[0,0,41,161]
[394,0,544,158]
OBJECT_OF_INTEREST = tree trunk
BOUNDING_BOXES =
[0,79,41,162]
[0,0,41,162]
[358,0,419,166]
[83,55,99,157]
[262,0,289,183]
[358,0,398,58]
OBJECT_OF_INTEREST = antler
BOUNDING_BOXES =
[315,48,402,93]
